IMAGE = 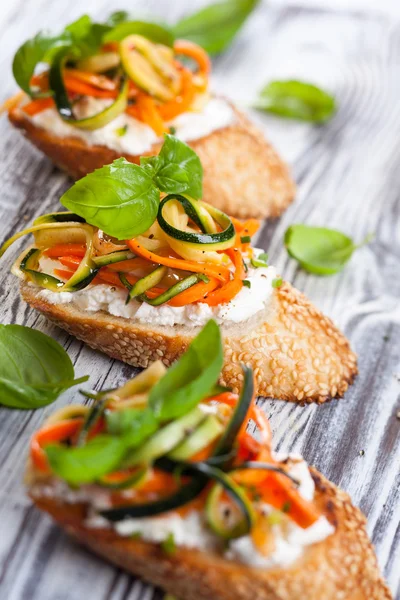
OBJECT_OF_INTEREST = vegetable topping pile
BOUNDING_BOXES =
[8,13,212,135]
[0,136,269,309]
[30,321,322,547]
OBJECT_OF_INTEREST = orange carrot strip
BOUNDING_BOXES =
[241,220,260,237]
[54,268,77,280]
[135,94,166,136]
[258,470,321,529]
[168,276,220,307]
[30,419,83,472]
[202,248,244,306]
[157,67,195,121]
[64,69,116,91]
[44,244,86,258]
[22,97,54,116]
[63,76,117,98]
[127,239,231,283]
[174,40,211,76]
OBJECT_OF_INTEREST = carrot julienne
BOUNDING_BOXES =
[173,40,211,77]
[22,97,55,116]
[127,239,231,283]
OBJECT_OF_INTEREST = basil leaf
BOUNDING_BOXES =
[284,225,371,275]
[45,435,126,485]
[106,407,158,448]
[104,21,174,46]
[142,134,203,199]
[64,15,109,58]
[12,15,109,97]
[60,158,159,240]
[254,80,336,124]
[173,0,259,55]
[0,324,88,409]
[12,33,70,96]
[149,319,223,420]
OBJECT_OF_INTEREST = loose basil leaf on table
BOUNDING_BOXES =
[149,319,223,420]
[173,0,260,55]
[284,225,372,275]
[104,21,174,46]
[254,80,336,123]
[45,435,126,486]
[0,324,88,409]
[141,134,203,200]
[60,158,159,240]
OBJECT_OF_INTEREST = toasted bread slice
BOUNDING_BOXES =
[21,281,357,403]
[8,104,295,219]
[28,468,391,600]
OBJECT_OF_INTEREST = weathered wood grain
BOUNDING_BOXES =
[0,1,399,599]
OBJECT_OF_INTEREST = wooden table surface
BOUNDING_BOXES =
[0,1,399,599]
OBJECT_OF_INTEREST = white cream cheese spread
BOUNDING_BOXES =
[29,97,235,155]
[37,252,277,327]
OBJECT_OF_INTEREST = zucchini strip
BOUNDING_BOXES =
[120,265,167,304]
[138,273,209,306]
[205,476,255,539]
[157,194,235,251]
[49,53,128,130]
[168,414,223,460]
[60,225,98,292]
[76,395,109,446]
[0,220,85,258]
[101,457,254,534]
[17,248,64,291]
[93,250,135,268]
[213,366,254,462]
[122,407,206,468]
[101,476,208,521]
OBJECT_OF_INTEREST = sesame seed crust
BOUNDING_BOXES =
[21,281,357,403]
[8,101,295,220]
[29,467,391,600]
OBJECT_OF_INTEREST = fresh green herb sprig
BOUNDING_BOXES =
[254,80,336,124]
[251,252,268,268]
[284,225,373,275]
[60,135,203,240]
[161,532,177,555]
[0,324,88,409]
[115,124,128,137]
[272,278,283,288]
[45,320,223,484]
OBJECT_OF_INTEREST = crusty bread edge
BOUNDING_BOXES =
[20,280,357,403]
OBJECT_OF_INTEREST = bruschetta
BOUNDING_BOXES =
[4,15,294,219]
[26,324,390,600]
[0,138,356,403]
